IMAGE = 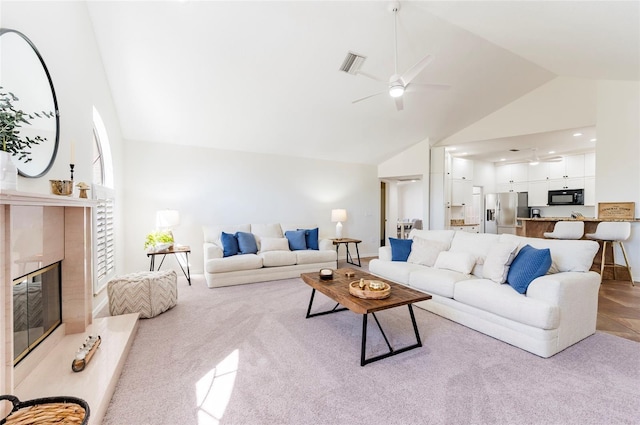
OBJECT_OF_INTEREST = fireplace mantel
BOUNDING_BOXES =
[1,190,96,398]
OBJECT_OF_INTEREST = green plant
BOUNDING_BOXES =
[0,85,54,162]
[144,231,175,250]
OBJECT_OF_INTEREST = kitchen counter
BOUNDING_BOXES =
[517,217,639,239]
[519,217,640,222]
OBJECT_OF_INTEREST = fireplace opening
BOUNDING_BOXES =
[13,262,62,365]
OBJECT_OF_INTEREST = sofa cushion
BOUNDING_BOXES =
[236,231,258,255]
[449,231,501,265]
[369,259,426,286]
[507,245,552,294]
[298,227,319,250]
[499,234,598,273]
[259,251,297,267]
[389,237,413,261]
[295,249,336,265]
[453,279,560,330]
[409,267,473,298]
[483,240,519,283]
[285,230,307,250]
[205,254,263,273]
[408,229,456,249]
[434,251,476,274]
[260,237,290,252]
[221,232,239,257]
[251,223,284,250]
[407,237,448,267]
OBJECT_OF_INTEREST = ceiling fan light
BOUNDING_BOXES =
[389,85,404,98]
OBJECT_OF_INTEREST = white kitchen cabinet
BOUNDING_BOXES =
[451,179,473,206]
[451,157,474,180]
[528,163,549,181]
[584,176,596,206]
[497,181,528,193]
[450,225,479,233]
[528,181,549,206]
[548,177,584,190]
[496,163,528,184]
[584,152,596,176]
[549,154,585,179]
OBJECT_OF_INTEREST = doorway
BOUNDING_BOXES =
[380,181,386,246]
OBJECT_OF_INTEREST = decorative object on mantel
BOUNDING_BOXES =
[0,150,17,191]
[597,202,635,220]
[76,182,90,198]
[49,179,72,196]
[0,394,89,425]
[71,335,101,373]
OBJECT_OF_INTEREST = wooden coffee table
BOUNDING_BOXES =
[300,268,432,366]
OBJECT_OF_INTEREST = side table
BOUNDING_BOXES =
[331,238,362,269]
[147,245,191,285]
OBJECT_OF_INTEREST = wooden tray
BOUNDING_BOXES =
[349,280,391,299]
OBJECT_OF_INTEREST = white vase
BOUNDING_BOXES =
[0,151,17,191]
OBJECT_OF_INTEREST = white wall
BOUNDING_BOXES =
[3,1,126,313]
[123,141,380,273]
[397,181,423,220]
[596,80,640,281]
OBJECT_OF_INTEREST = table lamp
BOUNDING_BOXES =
[331,209,347,239]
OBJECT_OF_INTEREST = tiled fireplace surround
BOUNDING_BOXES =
[1,191,137,423]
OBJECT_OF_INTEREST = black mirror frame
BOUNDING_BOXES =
[0,28,60,178]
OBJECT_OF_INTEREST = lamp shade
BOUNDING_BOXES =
[331,209,347,223]
[156,209,180,229]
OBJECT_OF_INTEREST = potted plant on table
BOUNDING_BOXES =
[0,86,54,189]
[144,230,175,253]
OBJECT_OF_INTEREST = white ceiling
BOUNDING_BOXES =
[86,1,639,165]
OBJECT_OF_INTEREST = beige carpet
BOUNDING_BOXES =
[102,274,639,425]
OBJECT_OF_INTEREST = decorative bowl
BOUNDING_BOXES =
[319,268,333,280]
[50,179,73,196]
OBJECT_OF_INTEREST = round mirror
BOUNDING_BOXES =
[0,28,60,178]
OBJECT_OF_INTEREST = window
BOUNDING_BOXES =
[92,107,115,294]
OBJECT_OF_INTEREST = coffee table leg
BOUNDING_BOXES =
[306,289,347,319]
[360,304,423,366]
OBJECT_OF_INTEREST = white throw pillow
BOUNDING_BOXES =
[259,237,290,252]
[407,237,448,267]
[434,251,476,274]
[483,241,519,283]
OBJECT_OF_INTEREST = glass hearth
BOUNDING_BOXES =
[13,262,62,365]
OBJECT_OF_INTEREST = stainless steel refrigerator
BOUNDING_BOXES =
[485,192,529,234]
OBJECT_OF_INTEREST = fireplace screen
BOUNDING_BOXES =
[13,262,61,365]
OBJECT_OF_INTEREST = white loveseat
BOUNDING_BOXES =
[369,229,601,358]
[203,223,336,288]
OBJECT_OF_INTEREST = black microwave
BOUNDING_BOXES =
[548,188,584,205]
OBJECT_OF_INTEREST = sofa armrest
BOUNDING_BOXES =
[204,242,223,260]
[527,271,600,338]
[319,238,334,251]
[378,246,392,261]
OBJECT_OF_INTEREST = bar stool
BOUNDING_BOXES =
[585,222,634,286]
[543,221,584,240]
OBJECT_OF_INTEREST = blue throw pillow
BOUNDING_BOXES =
[285,230,307,251]
[298,227,319,250]
[235,231,258,254]
[221,232,239,257]
[389,237,413,262]
[507,244,552,294]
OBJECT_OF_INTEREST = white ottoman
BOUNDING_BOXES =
[108,270,177,318]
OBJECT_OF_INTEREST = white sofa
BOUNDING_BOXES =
[203,223,336,288]
[369,229,601,358]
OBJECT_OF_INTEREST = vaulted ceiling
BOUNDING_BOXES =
[86,1,639,165]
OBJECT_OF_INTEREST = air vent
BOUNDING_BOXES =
[339,51,366,74]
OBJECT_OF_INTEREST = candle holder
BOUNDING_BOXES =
[70,163,75,181]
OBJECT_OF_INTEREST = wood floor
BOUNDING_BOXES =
[597,279,640,342]
[357,257,640,343]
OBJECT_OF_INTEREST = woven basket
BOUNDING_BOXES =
[0,395,89,425]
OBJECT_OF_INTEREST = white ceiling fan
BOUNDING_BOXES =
[346,1,450,111]
[528,148,563,165]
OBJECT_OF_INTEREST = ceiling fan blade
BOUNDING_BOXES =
[352,91,386,104]
[400,54,434,85]
[394,96,404,111]
[355,71,387,83]
[405,82,451,91]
